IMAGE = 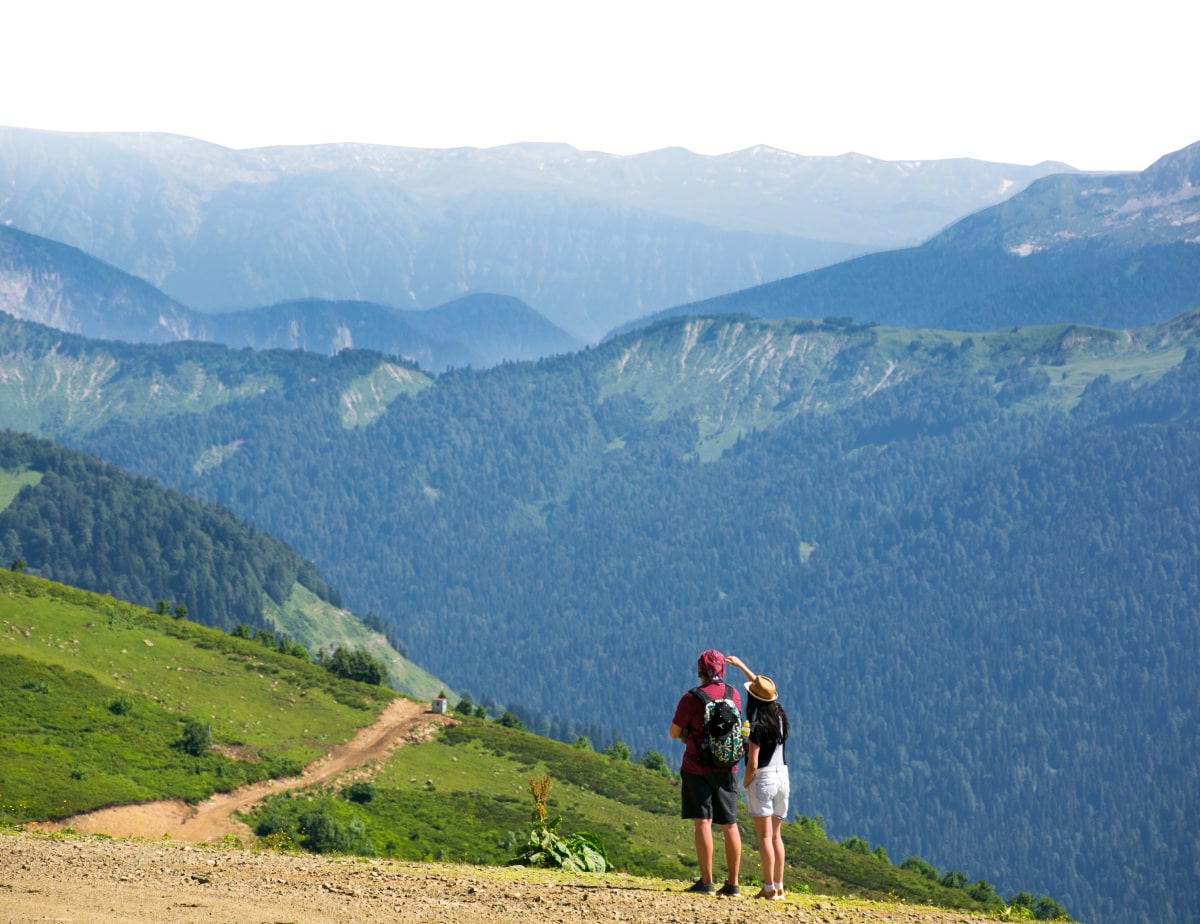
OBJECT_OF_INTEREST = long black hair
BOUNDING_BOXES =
[746,696,789,744]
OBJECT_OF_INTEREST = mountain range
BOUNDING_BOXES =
[634,140,1200,333]
[1,132,1198,924]
[0,127,1075,340]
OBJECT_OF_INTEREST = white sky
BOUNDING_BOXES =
[5,0,1197,171]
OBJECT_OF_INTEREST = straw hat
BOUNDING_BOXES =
[745,675,778,702]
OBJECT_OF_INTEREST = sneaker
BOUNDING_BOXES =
[716,882,741,897]
[684,880,716,894]
[752,887,781,900]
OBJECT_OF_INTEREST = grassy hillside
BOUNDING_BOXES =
[0,312,430,440]
[0,570,1062,916]
[0,571,394,821]
[598,310,1200,458]
[262,582,445,701]
[244,718,1014,912]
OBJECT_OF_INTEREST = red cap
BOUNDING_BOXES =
[698,649,726,681]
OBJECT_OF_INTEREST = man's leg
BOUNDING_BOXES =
[693,819,714,883]
[719,821,741,886]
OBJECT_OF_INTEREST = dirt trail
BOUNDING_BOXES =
[31,698,452,843]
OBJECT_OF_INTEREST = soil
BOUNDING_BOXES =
[0,836,996,924]
[2,701,993,923]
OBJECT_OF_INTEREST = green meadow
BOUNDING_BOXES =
[0,571,392,821]
[246,719,991,909]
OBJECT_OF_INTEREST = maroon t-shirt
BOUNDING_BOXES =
[673,681,742,775]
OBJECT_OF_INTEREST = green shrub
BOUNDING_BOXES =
[343,781,376,804]
[508,823,608,873]
[900,856,939,880]
[1034,896,1070,920]
[178,721,211,757]
[841,835,871,855]
[299,808,374,855]
[967,879,1001,906]
[507,775,608,873]
[638,750,671,776]
[325,646,388,686]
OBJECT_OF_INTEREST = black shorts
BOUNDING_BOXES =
[680,770,739,825]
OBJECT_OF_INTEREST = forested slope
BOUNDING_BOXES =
[4,311,1195,924]
[0,431,340,631]
[0,431,447,699]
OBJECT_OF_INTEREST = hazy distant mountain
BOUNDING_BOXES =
[208,299,458,366]
[0,224,201,343]
[0,127,1075,340]
[210,294,581,369]
[630,140,1200,334]
[399,293,584,366]
[0,224,578,369]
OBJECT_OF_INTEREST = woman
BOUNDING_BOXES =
[725,654,789,901]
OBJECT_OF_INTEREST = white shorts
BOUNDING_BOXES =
[745,764,790,818]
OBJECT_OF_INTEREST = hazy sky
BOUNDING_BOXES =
[6,0,1197,171]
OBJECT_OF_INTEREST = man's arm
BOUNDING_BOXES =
[669,722,687,740]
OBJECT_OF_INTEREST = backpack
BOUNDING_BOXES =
[691,684,745,768]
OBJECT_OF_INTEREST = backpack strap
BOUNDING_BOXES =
[691,684,735,706]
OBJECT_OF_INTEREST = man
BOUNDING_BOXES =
[669,648,742,896]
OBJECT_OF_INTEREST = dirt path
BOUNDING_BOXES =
[30,698,451,843]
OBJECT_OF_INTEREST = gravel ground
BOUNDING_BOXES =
[0,831,996,924]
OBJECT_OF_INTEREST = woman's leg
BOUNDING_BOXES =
[770,816,786,888]
[752,815,775,892]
